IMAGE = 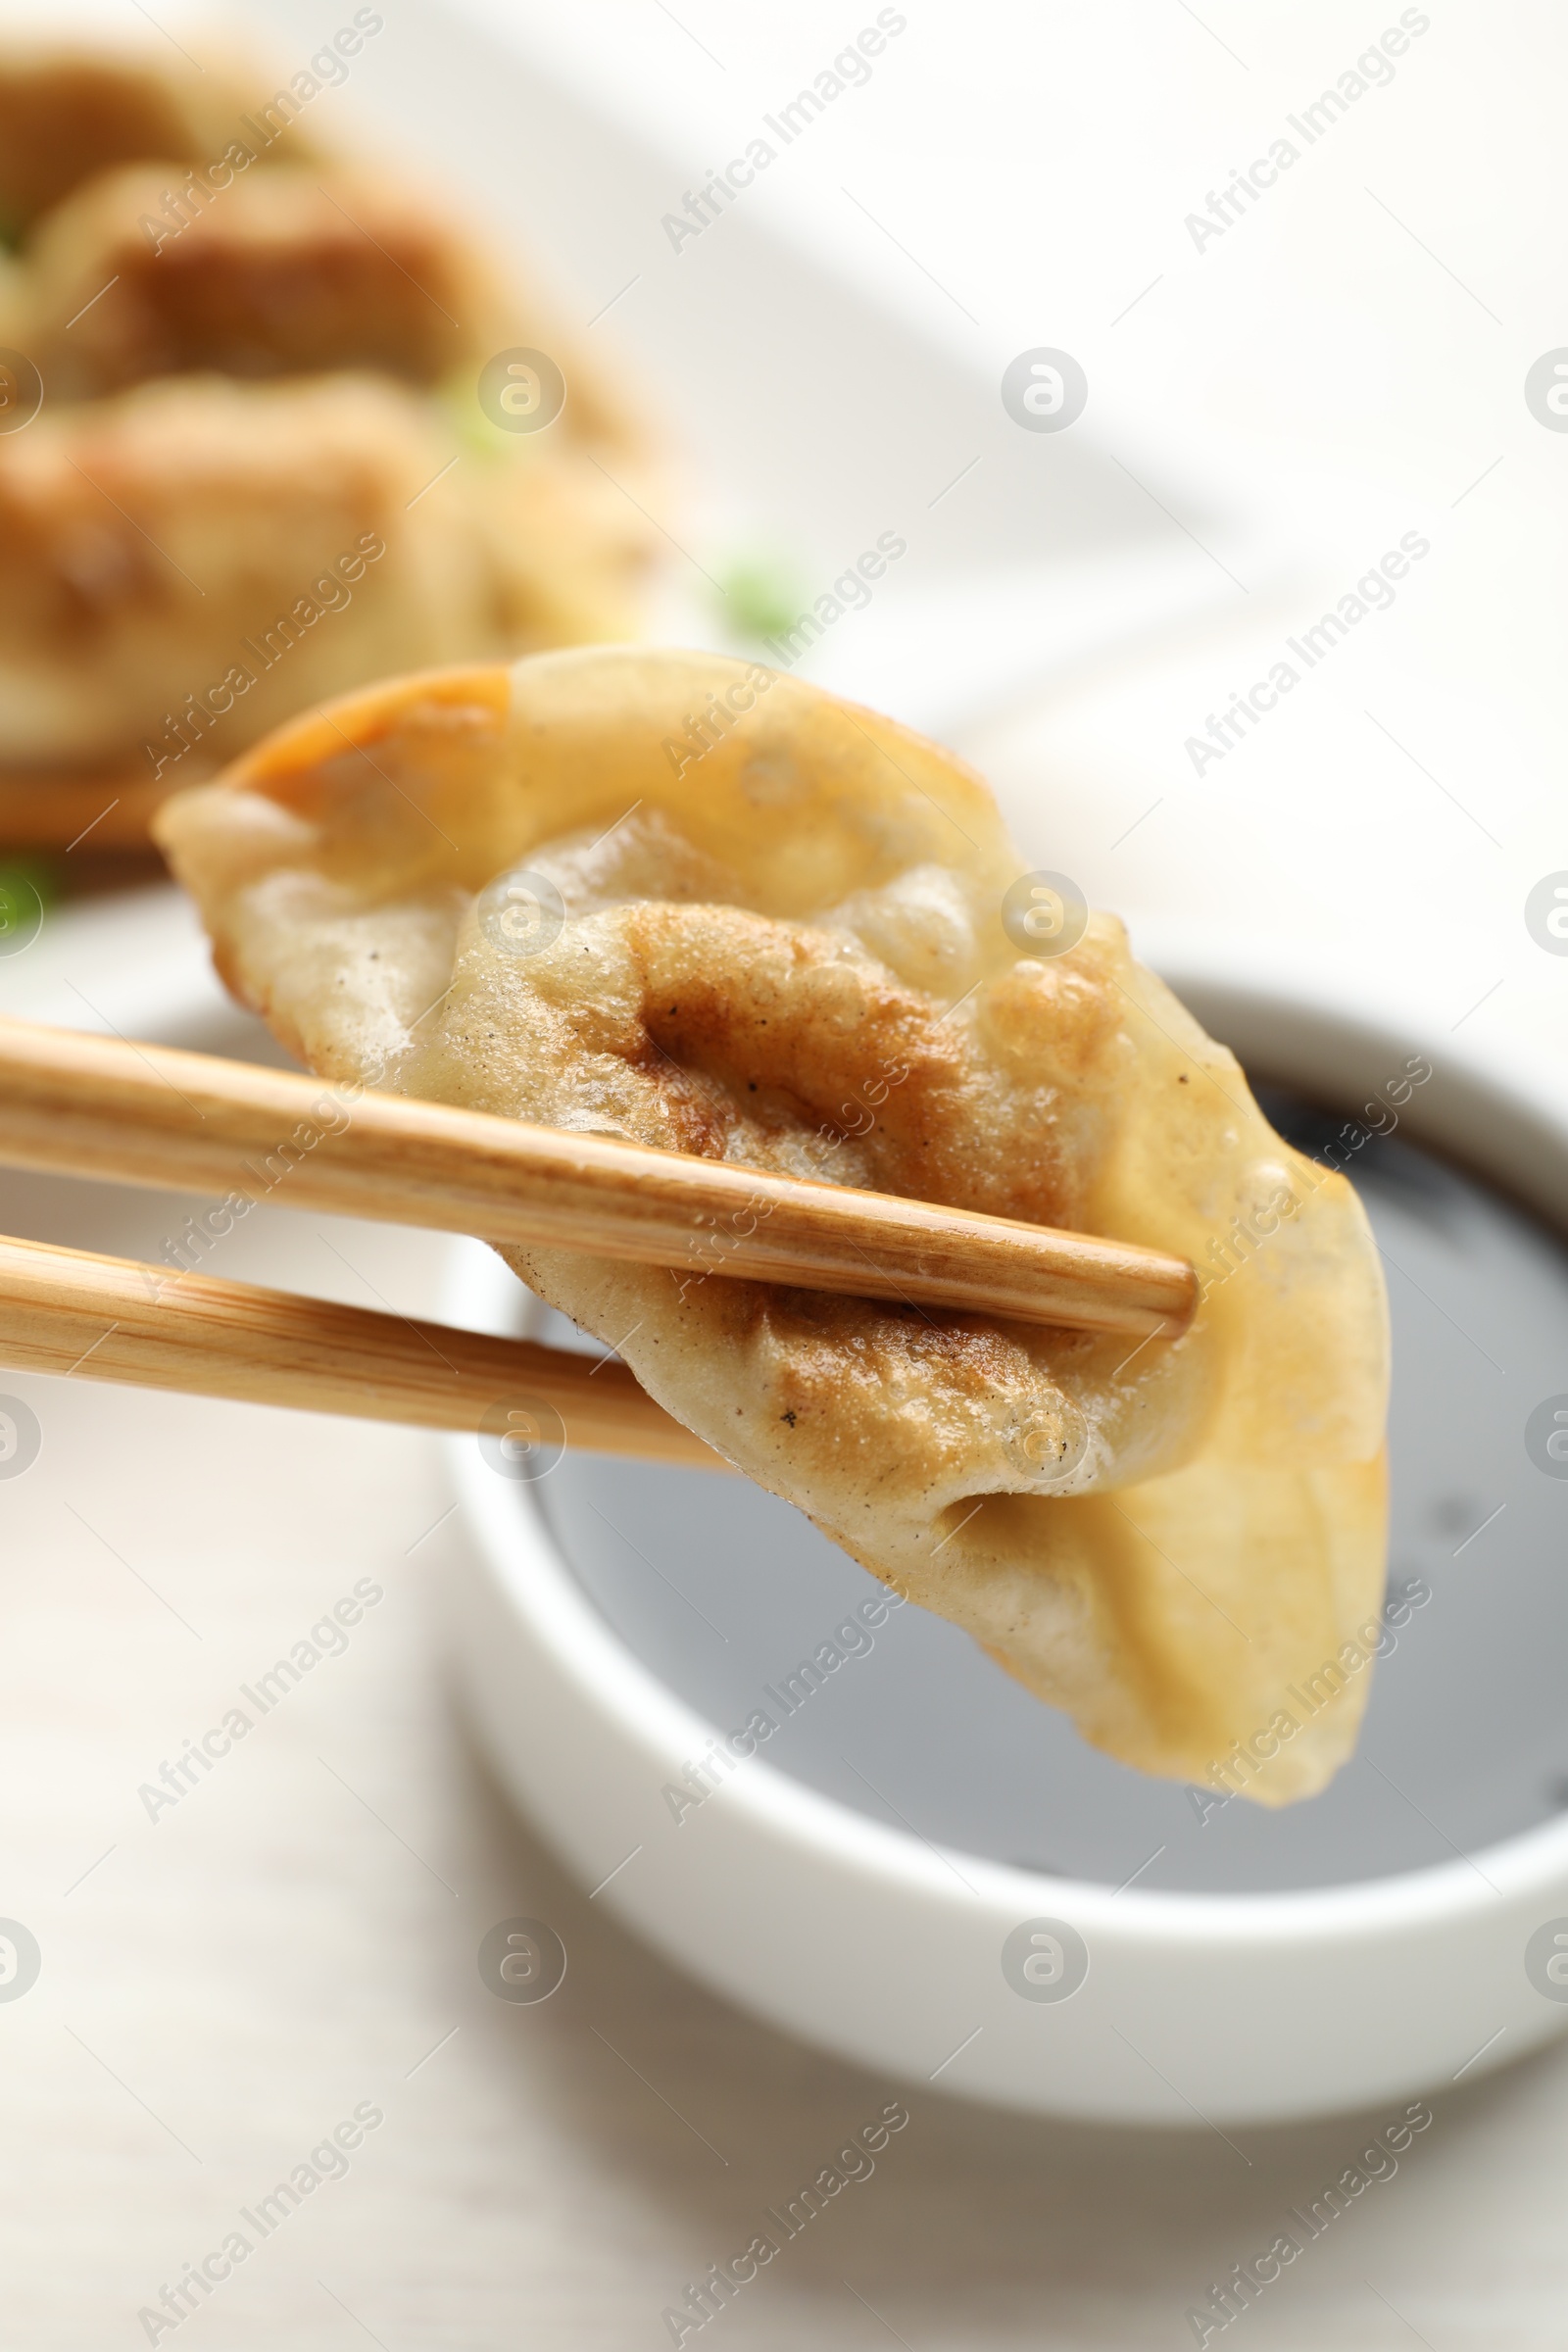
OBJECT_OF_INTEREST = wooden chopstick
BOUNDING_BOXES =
[0,1013,1198,1337]
[0,1231,726,1467]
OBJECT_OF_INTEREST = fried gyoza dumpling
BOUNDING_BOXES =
[0,43,315,239]
[8,153,643,459]
[0,377,651,847]
[18,167,502,400]
[156,651,1391,1803]
[0,47,662,849]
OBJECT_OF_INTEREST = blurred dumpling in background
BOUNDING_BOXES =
[0,41,662,852]
[0,42,320,237]
[16,166,502,395]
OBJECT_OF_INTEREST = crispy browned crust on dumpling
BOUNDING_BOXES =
[156,651,1391,1802]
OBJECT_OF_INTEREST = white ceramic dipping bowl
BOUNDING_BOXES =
[446,940,1568,2126]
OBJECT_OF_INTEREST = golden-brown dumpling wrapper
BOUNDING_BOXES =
[156,651,1391,1803]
